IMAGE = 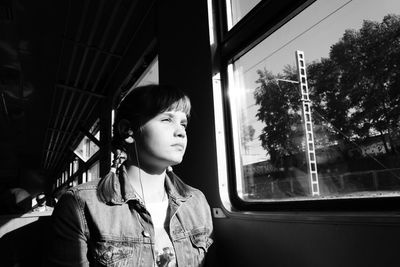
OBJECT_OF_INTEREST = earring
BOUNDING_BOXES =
[125,129,135,143]
[167,166,173,172]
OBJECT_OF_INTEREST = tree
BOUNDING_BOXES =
[254,14,400,161]
[254,66,303,166]
[241,123,255,154]
[316,14,400,154]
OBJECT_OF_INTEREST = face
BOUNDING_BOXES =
[135,109,188,172]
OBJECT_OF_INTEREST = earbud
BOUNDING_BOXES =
[124,136,135,143]
[124,129,135,143]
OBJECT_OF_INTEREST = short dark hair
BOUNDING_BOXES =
[112,84,191,151]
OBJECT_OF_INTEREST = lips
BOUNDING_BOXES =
[171,144,185,150]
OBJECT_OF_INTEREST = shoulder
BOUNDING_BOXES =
[177,185,214,234]
[70,179,100,192]
[58,179,101,206]
[185,185,211,209]
[169,172,209,204]
[168,172,208,203]
[188,186,207,200]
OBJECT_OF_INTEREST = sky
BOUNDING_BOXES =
[231,0,400,164]
[241,0,400,80]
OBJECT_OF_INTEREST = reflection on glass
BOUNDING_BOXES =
[87,161,99,182]
[74,120,100,162]
[73,133,100,162]
[133,57,159,88]
[226,0,262,29]
[72,157,79,175]
[229,0,400,201]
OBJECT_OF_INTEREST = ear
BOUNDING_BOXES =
[117,119,131,136]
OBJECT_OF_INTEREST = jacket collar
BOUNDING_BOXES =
[109,165,192,205]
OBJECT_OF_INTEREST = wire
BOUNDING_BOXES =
[250,79,400,180]
[312,110,400,180]
[244,0,353,75]
[133,141,146,206]
[133,140,161,266]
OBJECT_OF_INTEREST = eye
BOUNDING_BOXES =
[181,121,188,129]
[161,117,172,122]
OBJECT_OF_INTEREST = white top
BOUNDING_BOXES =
[147,198,177,267]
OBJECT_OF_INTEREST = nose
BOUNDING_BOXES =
[174,123,186,138]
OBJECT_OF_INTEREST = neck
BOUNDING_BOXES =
[125,164,167,203]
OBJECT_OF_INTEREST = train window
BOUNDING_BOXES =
[54,118,101,189]
[82,172,87,184]
[132,56,159,88]
[120,56,158,102]
[69,162,73,177]
[72,157,79,175]
[207,0,215,45]
[225,0,400,204]
[226,0,262,30]
[87,161,100,182]
[73,121,100,162]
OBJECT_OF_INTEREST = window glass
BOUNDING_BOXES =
[111,109,115,166]
[82,172,87,184]
[226,0,261,30]
[228,0,400,201]
[73,121,100,162]
[123,57,158,100]
[207,0,215,44]
[87,161,99,182]
[72,157,79,174]
[89,118,100,136]
[133,57,159,88]
[73,135,100,162]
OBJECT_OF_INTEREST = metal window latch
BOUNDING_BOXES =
[212,207,227,218]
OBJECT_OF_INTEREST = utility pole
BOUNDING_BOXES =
[295,50,320,196]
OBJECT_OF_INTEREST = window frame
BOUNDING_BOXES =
[53,118,101,193]
[213,0,400,212]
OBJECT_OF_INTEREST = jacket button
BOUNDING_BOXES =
[142,231,150,237]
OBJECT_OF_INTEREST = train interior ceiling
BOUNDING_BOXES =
[1,0,400,266]
[0,0,154,196]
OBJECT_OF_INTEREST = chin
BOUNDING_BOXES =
[166,157,183,166]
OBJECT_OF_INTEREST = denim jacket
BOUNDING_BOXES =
[46,168,213,267]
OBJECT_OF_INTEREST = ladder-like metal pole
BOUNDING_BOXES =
[295,50,320,196]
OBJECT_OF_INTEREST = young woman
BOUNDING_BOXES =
[47,84,213,267]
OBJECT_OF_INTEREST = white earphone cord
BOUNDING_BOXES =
[133,141,145,206]
[133,141,158,266]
